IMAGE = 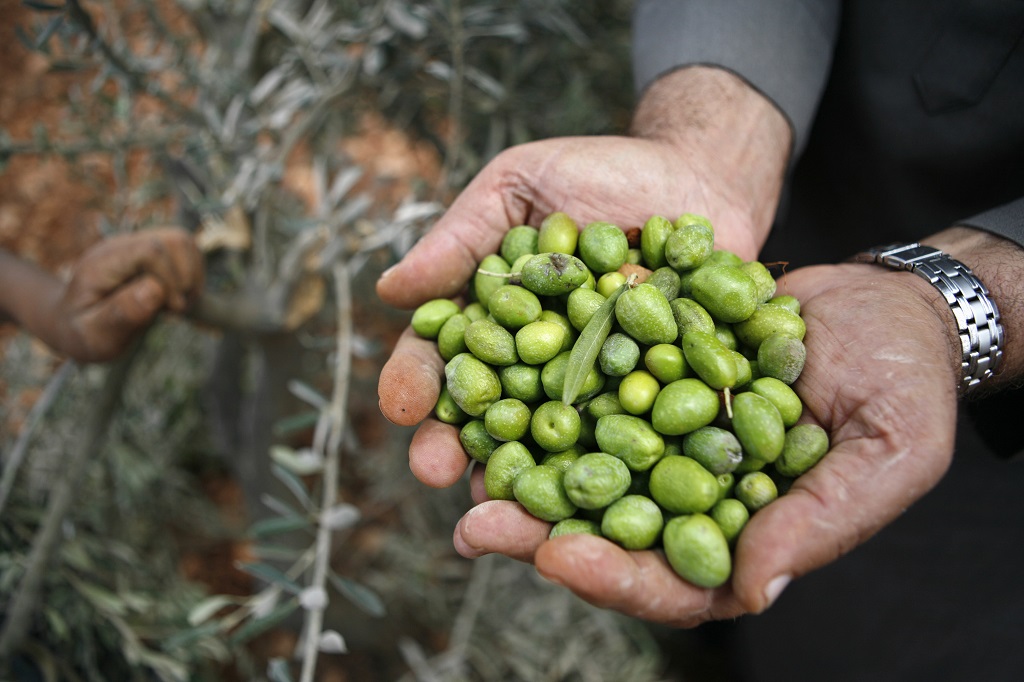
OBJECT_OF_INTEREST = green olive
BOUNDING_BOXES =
[501,225,539,265]
[595,413,666,472]
[650,378,720,436]
[614,283,677,345]
[411,299,461,339]
[662,513,732,588]
[578,221,629,274]
[445,352,502,417]
[689,264,759,324]
[537,212,579,255]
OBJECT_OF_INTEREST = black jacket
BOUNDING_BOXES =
[633,2,1024,679]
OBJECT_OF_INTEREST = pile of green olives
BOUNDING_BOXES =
[411,212,828,589]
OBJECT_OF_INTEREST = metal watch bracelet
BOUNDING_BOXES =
[854,243,1004,390]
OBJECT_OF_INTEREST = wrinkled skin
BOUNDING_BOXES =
[376,135,767,312]
[377,139,962,624]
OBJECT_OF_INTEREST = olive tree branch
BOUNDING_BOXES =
[64,0,215,137]
[0,129,189,165]
[0,340,142,659]
[298,261,352,682]
[0,361,76,516]
[438,0,466,195]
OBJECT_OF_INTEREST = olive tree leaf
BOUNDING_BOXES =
[318,630,348,654]
[163,621,224,651]
[328,571,386,618]
[270,463,314,510]
[270,445,323,476]
[261,492,303,519]
[320,502,360,530]
[272,410,320,437]
[287,379,330,410]
[248,514,312,539]
[235,562,302,595]
[561,282,628,405]
[66,574,127,616]
[35,15,63,49]
[229,599,300,645]
[187,595,240,627]
[23,1,65,12]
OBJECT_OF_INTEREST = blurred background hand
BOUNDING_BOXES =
[1,228,204,363]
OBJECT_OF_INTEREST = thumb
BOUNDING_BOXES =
[728,435,950,613]
[376,222,489,309]
[377,151,536,309]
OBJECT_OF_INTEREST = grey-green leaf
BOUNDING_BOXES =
[329,571,387,618]
[229,600,300,645]
[235,562,303,595]
[248,514,312,538]
[562,282,629,405]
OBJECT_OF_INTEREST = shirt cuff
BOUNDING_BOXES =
[959,197,1024,250]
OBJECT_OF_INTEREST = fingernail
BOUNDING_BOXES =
[535,566,564,587]
[453,508,485,558]
[764,574,791,607]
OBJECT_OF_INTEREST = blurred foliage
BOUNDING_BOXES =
[1,324,234,681]
[0,0,665,681]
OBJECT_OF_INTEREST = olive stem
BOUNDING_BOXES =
[475,268,521,285]
[724,387,734,419]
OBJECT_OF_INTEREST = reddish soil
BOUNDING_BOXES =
[2,3,439,679]
[0,0,105,266]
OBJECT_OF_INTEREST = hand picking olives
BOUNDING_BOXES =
[411,212,828,589]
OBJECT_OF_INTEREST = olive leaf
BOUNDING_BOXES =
[561,281,630,405]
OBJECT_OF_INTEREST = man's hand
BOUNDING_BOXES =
[47,228,203,362]
[377,66,791,312]
[377,135,764,311]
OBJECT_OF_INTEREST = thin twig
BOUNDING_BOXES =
[0,341,142,659]
[233,0,277,79]
[139,0,206,93]
[0,361,76,516]
[394,555,496,681]
[437,553,495,674]
[65,0,212,134]
[271,75,356,170]
[0,130,187,159]
[438,0,465,196]
[398,637,444,682]
[298,262,352,682]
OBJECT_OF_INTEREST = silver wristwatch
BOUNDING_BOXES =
[854,243,1004,390]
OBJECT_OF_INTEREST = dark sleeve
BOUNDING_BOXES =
[632,0,841,157]
[958,196,1024,459]
[960,197,1024,250]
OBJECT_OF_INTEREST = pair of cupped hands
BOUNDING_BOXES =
[377,134,963,627]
